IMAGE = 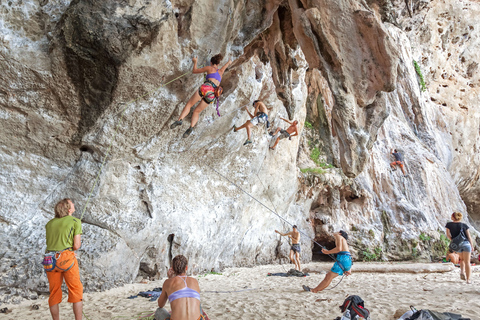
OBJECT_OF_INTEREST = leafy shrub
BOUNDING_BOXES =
[361,247,382,261]
[300,168,325,175]
[413,60,427,92]
[419,233,431,242]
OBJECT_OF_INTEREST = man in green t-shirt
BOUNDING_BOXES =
[45,198,83,320]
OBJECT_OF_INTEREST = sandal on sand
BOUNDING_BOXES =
[460,273,466,280]
[302,285,311,292]
[0,308,12,314]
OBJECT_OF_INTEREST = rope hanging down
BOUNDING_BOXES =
[204,163,339,263]
[209,163,346,289]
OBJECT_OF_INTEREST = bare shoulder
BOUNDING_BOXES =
[187,276,200,290]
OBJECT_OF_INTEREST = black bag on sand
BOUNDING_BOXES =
[339,295,370,320]
[407,309,470,320]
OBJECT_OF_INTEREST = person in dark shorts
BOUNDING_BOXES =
[303,231,352,293]
[275,225,301,271]
[269,118,299,150]
[390,149,407,176]
[446,212,475,284]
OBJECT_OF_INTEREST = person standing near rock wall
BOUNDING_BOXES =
[446,212,475,284]
[170,54,232,138]
[275,225,301,271]
[44,199,83,320]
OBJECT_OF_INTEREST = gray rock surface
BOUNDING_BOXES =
[0,0,479,302]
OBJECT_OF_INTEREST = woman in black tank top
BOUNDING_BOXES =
[445,212,474,284]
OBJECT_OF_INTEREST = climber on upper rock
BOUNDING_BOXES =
[232,100,270,145]
[170,54,232,138]
[268,118,299,150]
[390,149,407,177]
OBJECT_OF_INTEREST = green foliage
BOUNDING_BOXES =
[412,247,419,259]
[309,146,334,169]
[413,60,427,92]
[304,121,313,129]
[198,271,222,278]
[310,146,321,165]
[440,234,450,247]
[360,247,382,261]
[419,233,431,242]
[300,167,326,175]
[433,233,450,256]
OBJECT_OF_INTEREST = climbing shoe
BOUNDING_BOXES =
[183,127,194,138]
[233,125,237,132]
[268,131,274,136]
[243,139,252,145]
[170,120,183,129]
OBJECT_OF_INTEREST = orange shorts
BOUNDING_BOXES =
[391,160,404,168]
[46,250,83,306]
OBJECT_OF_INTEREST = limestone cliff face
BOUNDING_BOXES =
[0,0,478,302]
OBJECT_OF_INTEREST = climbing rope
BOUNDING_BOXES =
[203,287,260,294]
[204,162,340,264]
[251,139,347,289]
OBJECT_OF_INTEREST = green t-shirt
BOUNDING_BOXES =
[45,215,82,251]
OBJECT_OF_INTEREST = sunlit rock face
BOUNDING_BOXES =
[0,0,478,302]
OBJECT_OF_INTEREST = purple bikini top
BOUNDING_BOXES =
[206,69,221,82]
[168,276,201,303]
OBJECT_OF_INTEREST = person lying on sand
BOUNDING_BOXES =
[275,225,301,271]
[155,255,205,320]
[303,231,352,293]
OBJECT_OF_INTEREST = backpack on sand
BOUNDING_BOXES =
[339,295,370,320]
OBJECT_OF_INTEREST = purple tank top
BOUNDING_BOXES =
[168,276,201,303]
[206,69,221,82]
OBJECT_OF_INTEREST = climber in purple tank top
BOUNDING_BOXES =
[155,255,205,320]
[170,54,232,138]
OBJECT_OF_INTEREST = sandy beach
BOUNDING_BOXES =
[1,262,479,320]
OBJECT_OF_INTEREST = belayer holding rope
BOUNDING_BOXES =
[275,225,301,271]
[269,117,299,150]
[232,100,270,145]
[43,199,83,320]
[170,54,232,138]
[303,231,352,293]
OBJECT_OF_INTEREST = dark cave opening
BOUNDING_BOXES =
[312,238,336,262]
